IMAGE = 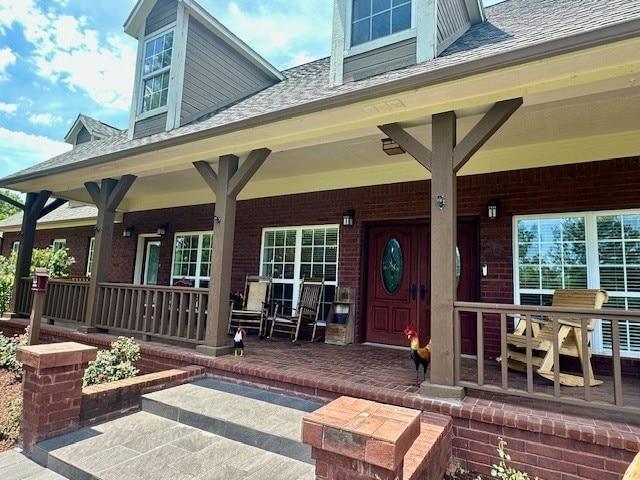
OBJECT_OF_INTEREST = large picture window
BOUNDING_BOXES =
[171,232,212,288]
[260,225,339,323]
[514,211,640,357]
[351,0,412,47]
[140,30,173,114]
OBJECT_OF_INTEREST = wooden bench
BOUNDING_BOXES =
[502,289,608,387]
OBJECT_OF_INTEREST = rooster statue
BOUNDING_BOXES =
[404,325,431,385]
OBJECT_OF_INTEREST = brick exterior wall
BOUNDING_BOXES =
[4,156,640,356]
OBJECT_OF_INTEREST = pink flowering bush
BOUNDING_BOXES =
[83,336,140,387]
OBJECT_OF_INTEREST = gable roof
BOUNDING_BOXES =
[64,114,123,145]
[0,202,105,233]
[2,0,639,186]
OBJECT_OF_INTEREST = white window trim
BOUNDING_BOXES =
[52,238,66,251]
[86,237,95,276]
[345,0,416,54]
[136,25,176,118]
[11,241,19,253]
[259,224,339,326]
[170,231,213,288]
[513,208,640,358]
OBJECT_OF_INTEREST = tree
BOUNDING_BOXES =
[0,189,22,221]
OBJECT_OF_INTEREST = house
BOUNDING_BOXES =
[1,0,640,401]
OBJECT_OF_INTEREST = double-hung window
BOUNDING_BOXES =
[171,232,212,288]
[351,0,412,47]
[52,239,66,251]
[514,210,640,358]
[140,30,173,114]
[260,225,339,323]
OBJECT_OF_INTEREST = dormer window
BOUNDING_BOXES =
[140,30,174,114]
[351,0,412,47]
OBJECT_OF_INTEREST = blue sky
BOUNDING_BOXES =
[0,0,504,182]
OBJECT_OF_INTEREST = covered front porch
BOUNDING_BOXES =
[1,315,639,478]
[10,277,640,418]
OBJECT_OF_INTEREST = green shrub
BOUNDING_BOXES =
[30,246,75,278]
[83,336,140,387]
[491,438,538,480]
[0,327,29,376]
[1,396,22,441]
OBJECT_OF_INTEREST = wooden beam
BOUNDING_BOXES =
[10,191,52,315]
[196,155,238,357]
[82,176,135,330]
[84,181,101,205]
[0,193,24,211]
[39,198,67,219]
[453,98,523,172]
[228,148,271,198]
[193,160,218,194]
[107,175,136,211]
[429,111,457,387]
[379,123,433,172]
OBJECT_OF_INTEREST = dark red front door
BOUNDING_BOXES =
[364,220,479,353]
[365,225,430,345]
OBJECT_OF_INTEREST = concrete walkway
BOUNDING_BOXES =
[0,379,323,480]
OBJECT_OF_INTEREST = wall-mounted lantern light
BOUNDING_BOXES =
[381,138,405,155]
[487,199,500,220]
[156,223,169,235]
[342,209,355,226]
[123,226,135,237]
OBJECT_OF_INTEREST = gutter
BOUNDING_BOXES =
[2,17,639,188]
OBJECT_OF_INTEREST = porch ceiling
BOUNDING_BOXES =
[12,37,640,213]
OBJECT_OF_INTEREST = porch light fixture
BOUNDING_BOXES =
[381,138,405,155]
[123,226,135,237]
[487,199,500,220]
[156,223,169,235]
[342,209,355,226]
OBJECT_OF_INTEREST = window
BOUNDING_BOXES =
[140,30,173,114]
[11,241,19,254]
[86,237,95,276]
[351,0,412,47]
[52,239,66,251]
[171,232,212,288]
[514,210,640,357]
[260,225,339,323]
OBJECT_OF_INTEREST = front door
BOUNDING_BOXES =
[365,225,429,345]
[143,240,161,285]
[364,220,479,353]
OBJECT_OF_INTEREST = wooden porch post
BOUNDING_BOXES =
[380,98,522,399]
[429,111,459,391]
[5,192,66,316]
[194,149,271,356]
[81,175,136,331]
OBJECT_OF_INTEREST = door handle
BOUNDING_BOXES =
[410,284,416,300]
[420,284,426,301]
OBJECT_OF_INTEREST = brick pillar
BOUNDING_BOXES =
[302,396,421,480]
[17,342,98,453]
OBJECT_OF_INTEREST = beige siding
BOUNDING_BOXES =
[145,0,178,35]
[343,38,416,83]
[180,17,277,125]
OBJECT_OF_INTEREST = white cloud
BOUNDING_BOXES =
[0,1,135,110]
[0,127,71,177]
[28,113,63,126]
[0,47,17,80]
[0,102,18,114]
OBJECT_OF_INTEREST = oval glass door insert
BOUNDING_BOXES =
[382,237,403,294]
